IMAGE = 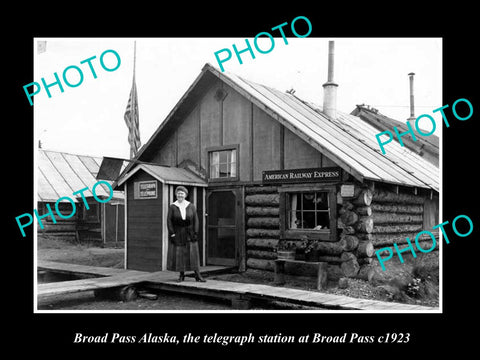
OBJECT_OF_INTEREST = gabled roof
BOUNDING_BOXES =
[351,105,439,166]
[38,149,123,202]
[116,163,207,187]
[132,63,439,192]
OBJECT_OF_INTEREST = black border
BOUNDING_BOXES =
[9,4,479,355]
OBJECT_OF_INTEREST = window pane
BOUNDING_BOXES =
[219,163,229,177]
[316,211,330,229]
[315,192,329,210]
[302,193,315,211]
[220,151,228,163]
[210,164,219,178]
[302,211,315,229]
[211,151,219,165]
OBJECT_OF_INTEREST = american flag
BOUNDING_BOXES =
[124,77,141,158]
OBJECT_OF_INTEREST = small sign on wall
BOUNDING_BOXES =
[134,180,157,199]
[340,184,355,197]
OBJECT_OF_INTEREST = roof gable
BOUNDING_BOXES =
[116,164,207,187]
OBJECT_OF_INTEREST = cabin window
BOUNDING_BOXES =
[279,185,337,241]
[83,202,100,222]
[38,202,78,221]
[208,146,238,181]
[288,191,330,230]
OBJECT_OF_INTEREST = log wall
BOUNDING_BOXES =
[370,188,438,248]
[245,186,280,271]
[244,184,377,280]
[337,184,439,280]
[336,186,375,280]
[245,183,438,282]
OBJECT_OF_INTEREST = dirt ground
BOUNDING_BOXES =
[37,235,439,310]
[38,236,125,269]
[37,289,235,311]
[211,267,439,308]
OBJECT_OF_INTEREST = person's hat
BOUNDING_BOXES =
[175,186,188,196]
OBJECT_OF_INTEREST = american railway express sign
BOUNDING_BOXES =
[262,167,341,184]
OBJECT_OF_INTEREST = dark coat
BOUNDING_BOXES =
[167,202,199,246]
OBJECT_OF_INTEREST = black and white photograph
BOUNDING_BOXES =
[32,36,443,313]
[8,6,479,355]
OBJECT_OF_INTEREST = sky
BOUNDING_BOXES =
[33,37,442,160]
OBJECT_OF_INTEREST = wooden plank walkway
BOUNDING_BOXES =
[37,261,229,300]
[147,279,436,310]
[38,260,129,277]
[37,261,438,311]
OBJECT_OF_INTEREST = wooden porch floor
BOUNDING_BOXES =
[37,260,438,311]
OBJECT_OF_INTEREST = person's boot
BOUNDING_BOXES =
[195,271,206,282]
[178,272,185,282]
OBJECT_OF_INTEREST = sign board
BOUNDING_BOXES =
[262,167,341,184]
[135,180,157,199]
[340,184,355,197]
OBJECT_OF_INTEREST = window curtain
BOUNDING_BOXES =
[290,194,298,228]
[229,149,237,177]
[210,152,220,178]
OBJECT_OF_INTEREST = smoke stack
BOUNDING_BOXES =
[407,72,416,123]
[322,41,339,119]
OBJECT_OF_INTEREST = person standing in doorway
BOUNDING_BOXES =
[167,186,206,282]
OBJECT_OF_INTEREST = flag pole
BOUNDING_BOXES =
[130,41,137,159]
[133,40,136,79]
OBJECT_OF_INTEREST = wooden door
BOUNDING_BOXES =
[206,189,238,266]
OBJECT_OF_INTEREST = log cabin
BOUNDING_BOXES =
[115,43,439,280]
